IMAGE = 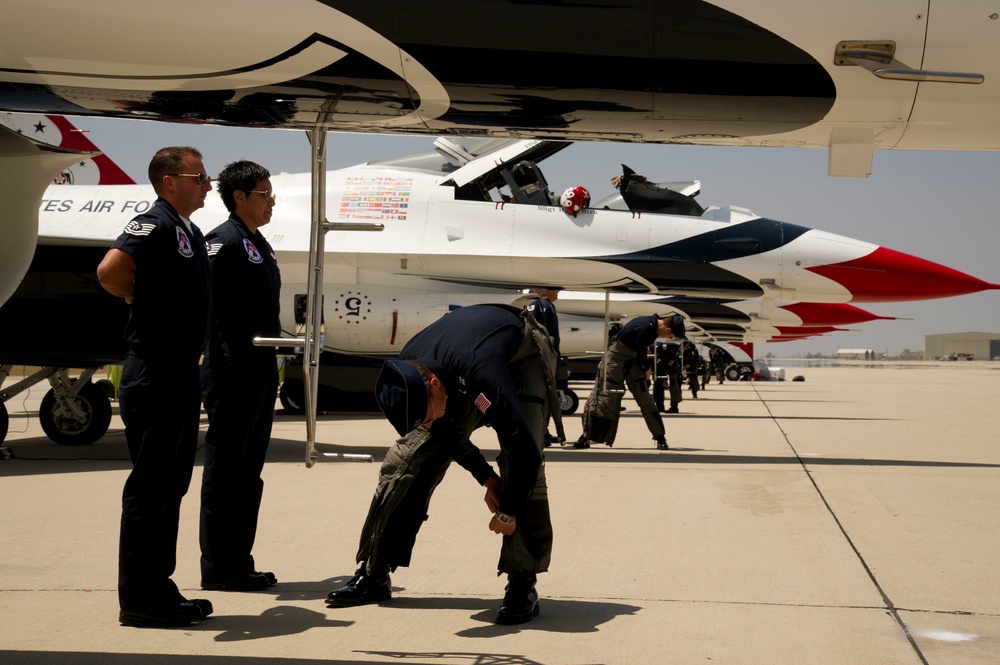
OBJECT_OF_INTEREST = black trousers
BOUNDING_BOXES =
[199,352,278,581]
[118,352,202,613]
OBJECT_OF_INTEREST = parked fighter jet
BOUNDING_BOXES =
[1,114,996,445]
[4,1,1000,309]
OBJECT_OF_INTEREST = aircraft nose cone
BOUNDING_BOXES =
[806,246,1000,303]
[780,302,895,326]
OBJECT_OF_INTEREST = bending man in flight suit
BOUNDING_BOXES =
[576,314,685,450]
[326,304,563,625]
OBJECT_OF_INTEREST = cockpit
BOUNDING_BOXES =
[370,137,707,216]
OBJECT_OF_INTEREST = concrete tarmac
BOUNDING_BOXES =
[1,364,998,664]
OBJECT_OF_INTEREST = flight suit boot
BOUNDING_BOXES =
[326,563,392,607]
[496,572,539,625]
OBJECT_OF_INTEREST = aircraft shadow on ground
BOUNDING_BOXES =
[542,448,1000,468]
[1,650,547,665]
[7,435,998,476]
[617,411,889,421]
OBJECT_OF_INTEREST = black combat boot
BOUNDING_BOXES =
[495,572,539,625]
[326,563,392,607]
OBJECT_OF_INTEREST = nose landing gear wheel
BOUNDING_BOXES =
[559,388,579,416]
[279,380,305,415]
[39,381,112,445]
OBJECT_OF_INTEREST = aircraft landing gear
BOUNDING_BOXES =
[559,388,579,416]
[0,365,113,445]
[39,378,112,445]
[278,379,305,415]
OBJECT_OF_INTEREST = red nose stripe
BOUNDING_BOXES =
[806,246,1000,303]
[775,326,848,336]
[780,302,894,326]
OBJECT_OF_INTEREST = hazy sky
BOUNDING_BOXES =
[66,116,1000,357]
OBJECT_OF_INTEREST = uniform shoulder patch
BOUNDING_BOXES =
[206,242,224,257]
[243,238,263,264]
[176,228,194,257]
[474,392,492,414]
[123,220,155,236]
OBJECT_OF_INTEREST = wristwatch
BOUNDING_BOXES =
[496,511,515,525]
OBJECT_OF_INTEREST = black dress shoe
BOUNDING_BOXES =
[119,600,213,628]
[655,436,669,450]
[496,574,540,625]
[326,567,392,607]
[201,572,271,592]
[572,436,590,449]
[254,571,277,586]
[664,405,679,414]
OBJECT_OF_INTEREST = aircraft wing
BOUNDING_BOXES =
[0,1,997,160]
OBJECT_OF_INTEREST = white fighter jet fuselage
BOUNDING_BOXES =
[31,138,997,357]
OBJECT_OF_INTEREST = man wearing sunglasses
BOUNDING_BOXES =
[198,160,281,594]
[98,146,214,628]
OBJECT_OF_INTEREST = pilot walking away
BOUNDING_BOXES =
[683,341,701,399]
[198,161,281,592]
[326,304,564,625]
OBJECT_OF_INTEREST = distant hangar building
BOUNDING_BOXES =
[835,348,877,360]
[925,332,1000,361]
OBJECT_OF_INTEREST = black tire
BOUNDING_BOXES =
[39,381,112,445]
[725,365,741,382]
[0,401,8,443]
[279,380,305,415]
[559,388,579,416]
[94,378,116,400]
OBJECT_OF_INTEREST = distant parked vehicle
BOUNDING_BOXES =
[939,353,974,361]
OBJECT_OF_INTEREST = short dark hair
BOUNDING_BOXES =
[148,146,202,195]
[215,160,271,212]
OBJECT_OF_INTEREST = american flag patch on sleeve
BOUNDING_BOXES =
[123,221,156,236]
[207,242,224,256]
[474,392,492,414]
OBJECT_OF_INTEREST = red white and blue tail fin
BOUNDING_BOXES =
[0,113,135,185]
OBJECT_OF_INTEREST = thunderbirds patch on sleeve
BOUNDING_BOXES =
[243,238,263,264]
[176,228,193,257]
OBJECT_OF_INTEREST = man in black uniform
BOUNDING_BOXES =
[97,147,214,628]
[577,314,684,450]
[199,161,281,592]
[325,304,563,625]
